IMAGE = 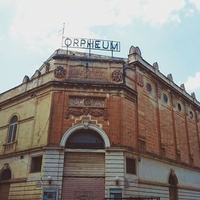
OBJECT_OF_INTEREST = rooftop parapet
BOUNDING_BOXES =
[127,45,199,106]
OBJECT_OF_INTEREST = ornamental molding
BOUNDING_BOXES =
[65,107,108,121]
[69,97,105,107]
[69,66,107,80]
[136,73,144,87]
[112,70,123,82]
[54,66,66,79]
[66,96,108,120]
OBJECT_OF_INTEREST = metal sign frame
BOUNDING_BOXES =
[42,186,59,200]
[62,37,120,56]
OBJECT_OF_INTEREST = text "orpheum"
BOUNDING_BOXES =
[63,37,120,52]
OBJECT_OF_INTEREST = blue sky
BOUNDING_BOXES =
[1,0,200,101]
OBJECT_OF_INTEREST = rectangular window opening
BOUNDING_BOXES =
[126,157,136,175]
[31,156,42,173]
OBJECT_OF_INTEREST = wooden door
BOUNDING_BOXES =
[169,186,178,200]
[0,183,10,200]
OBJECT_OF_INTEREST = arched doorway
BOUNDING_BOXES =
[0,164,11,200]
[61,124,110,200]
[168,170,178,200]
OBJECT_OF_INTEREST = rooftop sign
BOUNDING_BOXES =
[62,37,120,54]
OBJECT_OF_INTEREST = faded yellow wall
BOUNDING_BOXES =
[0,154,43,199]
[0,91,51,154]
[0,88,51,199]
[31,93,51,147]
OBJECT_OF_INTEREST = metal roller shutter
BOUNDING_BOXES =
[62,177,105,200]
[62,152,105,200]
[64,152,105,177]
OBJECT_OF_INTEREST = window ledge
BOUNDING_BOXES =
[0,178,26,184]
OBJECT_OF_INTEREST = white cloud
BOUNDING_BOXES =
[141,0,186,25]
[9,0,108,52]
[189,0,200,10]
[185,72,200,90]
[0,0,15,5]
[185,8,195,16]
[9,0,188,53]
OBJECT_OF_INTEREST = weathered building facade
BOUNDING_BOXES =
[0,46,200,199]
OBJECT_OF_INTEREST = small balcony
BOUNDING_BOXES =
[3,141,17,154]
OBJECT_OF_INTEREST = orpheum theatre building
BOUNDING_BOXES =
[1,39,200,200]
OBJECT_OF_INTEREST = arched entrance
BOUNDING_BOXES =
[168,170,178,200]
[0,164,11,200]
[61,124,110,200]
